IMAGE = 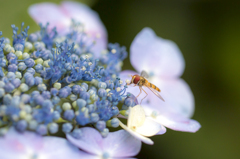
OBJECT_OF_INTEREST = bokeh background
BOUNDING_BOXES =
[1,0,240,158]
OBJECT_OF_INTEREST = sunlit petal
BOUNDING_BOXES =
[118,119,154,145]
[135,118,166,136]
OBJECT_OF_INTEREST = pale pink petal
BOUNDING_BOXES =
[118,119,154,145]
[102,130,141,158]
[154,113,201,133]
[0,128,85,159]
[148,77,194,118]
[28,3,71,34]
[61,1,107,57]
[130,27,185,78]
[42,137,92,159]
[66,127,102,156]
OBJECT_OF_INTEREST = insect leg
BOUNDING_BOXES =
[140,88,148,105]
[134,86,142,103]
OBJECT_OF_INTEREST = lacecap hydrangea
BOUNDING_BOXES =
[0,21,134,138]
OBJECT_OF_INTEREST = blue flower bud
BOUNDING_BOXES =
[41,49,51,60]
[34,95,44,105]
[50,88,58,96]
[34,77,43,85]
[15,120,27,132]
[29,120,38,130]
[0,88,5,98]
[63,110,75,121]
[96,120,106,131]
[48,123,59,134]
[7,72,15,80]
[62,123,73,133]
[124,98,135,107]
[26,68,35,75]
[10,96,20,107]
[71,129,82,139]
[36,124,47,135]
[111,118,119,128]
[52,111,60,121]
[0,81,5,88]
[79,91,90,100]
[28,33,38,42]
[81,82,88,91]
[0,58,6,67]
[98,82,107,89]
[52,96,60,105]
[4,82,15,93]
[38,84,47,92]
[34,64,43,73]
[111,106,119,116]
[76,99,87,109]
[98,88,107,98]
[72,85,82,95]
[58,88,69,98]
[8,64,18,72]
[100,128,109,138]
[11,78,21,88]
[20,94,30,104]
[41,100,53,109]
[24,58,35,68]
[14,43,24,51]
[42,91,51,99]
[90,113,99,123]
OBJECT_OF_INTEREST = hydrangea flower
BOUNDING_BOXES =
[0,1,201,158]
[28,1,107,57]
[67,127,141,158]
[120,28,201,134]
[0,128,85,159]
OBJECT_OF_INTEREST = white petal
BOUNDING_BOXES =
[128,105,145,128]
[130,27,185,78]
[118,119,154,145]
[135,118,166,137]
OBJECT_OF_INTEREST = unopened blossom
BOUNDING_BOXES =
[28,1,107,57]
[67,127,141,158]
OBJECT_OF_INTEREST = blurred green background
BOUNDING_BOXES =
[1,0,240,158]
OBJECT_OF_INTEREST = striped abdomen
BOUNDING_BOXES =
[145,81,161,92]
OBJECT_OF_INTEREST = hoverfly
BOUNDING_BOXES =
[127,70,165,104]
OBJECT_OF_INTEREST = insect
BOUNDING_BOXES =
[127,70,165,104]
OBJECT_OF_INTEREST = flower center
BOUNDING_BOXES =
[102,152,110,159]
[151,111,158,118]
[30,153,38,159]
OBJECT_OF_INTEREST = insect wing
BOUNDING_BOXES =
[146,85,165,102]
[140,70,149,78]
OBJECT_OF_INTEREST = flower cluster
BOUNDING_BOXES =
[0,20,132,138]
[0,1,201,158]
